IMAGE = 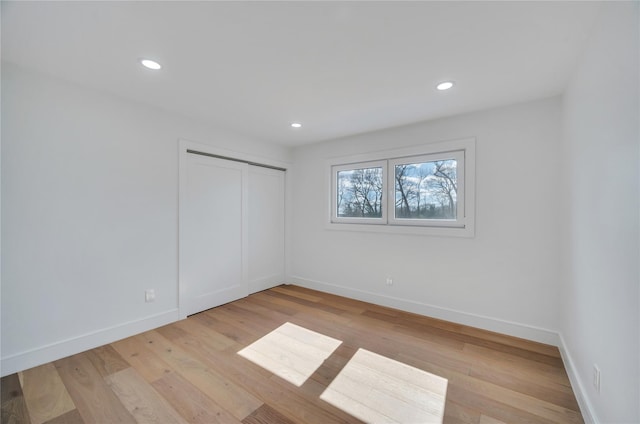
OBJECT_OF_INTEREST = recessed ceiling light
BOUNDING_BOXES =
[140,59,162,70]
[436,81,454,91]
[291,122,302,128]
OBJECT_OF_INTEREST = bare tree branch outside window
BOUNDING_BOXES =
[337,167,383,218]
[394,159,457,219]
[331,142,471,233]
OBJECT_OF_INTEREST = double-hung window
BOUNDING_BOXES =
[329,138,474,237]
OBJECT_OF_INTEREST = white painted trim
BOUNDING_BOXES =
[557,333,599,424]
[0,309,180,377]
[325,137,475,238]
[326,137,476,165]
[331,160,388,225]
[324,221,474,237]
[388,150,465,229]
[289,276,559,345]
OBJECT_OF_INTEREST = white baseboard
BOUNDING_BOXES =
[288,276,559,345]
[1,309,180,377]
[557,333,599,424]
[288,277,600,422]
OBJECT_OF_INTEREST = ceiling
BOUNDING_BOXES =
[2,1,602,146]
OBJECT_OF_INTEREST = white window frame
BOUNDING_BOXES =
[326,138,475,238]
[388,150,465,228]
[331,160,387,225]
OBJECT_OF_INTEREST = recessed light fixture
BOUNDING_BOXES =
[436,81,454,91]
[291,122,302,128]
[140,58,162,70]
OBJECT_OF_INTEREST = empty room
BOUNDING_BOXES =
[1,1,638,424]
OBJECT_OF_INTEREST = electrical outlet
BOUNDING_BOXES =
[593,364,601,393]
[145,289,156,303]
[386,277,393,286]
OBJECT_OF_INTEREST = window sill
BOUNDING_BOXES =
[324,221,474,238]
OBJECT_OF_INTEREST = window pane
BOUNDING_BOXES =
[337,167,383,218]
[394,159,457,220]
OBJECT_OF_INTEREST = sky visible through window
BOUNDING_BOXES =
[395,159,457,219]
[337,167,383,218]
[336,159,457,220]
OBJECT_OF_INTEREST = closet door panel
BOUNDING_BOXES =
[247,165,285,293]
[182,154,247,315]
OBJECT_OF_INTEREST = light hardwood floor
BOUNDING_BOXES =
[1,285,583,424]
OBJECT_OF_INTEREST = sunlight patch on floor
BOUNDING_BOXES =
[320,348,448,424]
[237,322,342,387]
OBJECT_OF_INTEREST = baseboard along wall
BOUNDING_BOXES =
[0,309,180,377]
[1,280,598,424]
[288,276,598,424]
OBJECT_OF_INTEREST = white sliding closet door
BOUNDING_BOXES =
[181,153,248,316]
[248,165,285,293]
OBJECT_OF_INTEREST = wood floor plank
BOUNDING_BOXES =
[270,286,323,303]
[190,311,258,346]
[284,285,369,315]
[1,374,31,424]
[242,404,298,424]
[233,296,295,322]
[18,363,76,424]
[167,325,361,424]
[450,369,582,423]
[1,374,24,407]
[447,385,562,424]
[137,330,263,421]
[54,353,136,424]
[152,371,242,424]
[351,311,468,354]
[468,363,580,410]
[241,293,299,316]
[357,310,467,351]
[210,304,282,338]
[396,344,472,377]
[320,349,447,424]
[383,305,561,359]
[363,309,564,368]
[461,343,571,385]
[479,415,509,424]
[42,408,84,424]
[443,399,481,424]
[399,344,571,394]
[111,335,174,383]
[10,285,583,424]
[263,290,349,316]
[160,321,274,384]
[163,317,361,424]
[399,352,580,423]
[84,345,130,378]
[1,397,32,424]
[172,316,240,352]
[105,367,187,424]
[262,373,363,424]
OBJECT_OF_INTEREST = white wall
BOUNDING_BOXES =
[290,96,564,343]
[560,2,639,423]
[0,63,291,375]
